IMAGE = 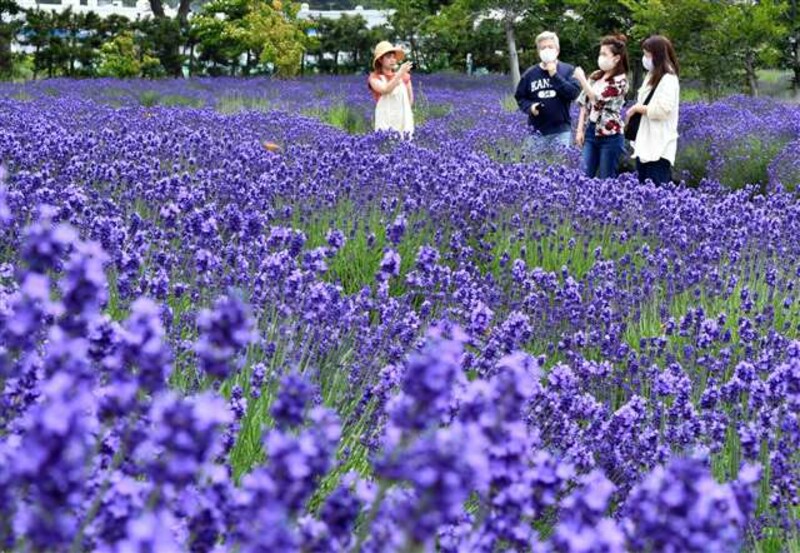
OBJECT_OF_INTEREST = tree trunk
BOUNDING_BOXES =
[504,17,520,90]
[791,37,800,92]
[794,62,800,94]
[69,36,75,76]
[189,43,195,76]
[178,0,191,26]
[148,0,165,19]
[744,49,758,97]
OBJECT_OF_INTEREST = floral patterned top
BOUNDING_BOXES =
[578,73,628,137]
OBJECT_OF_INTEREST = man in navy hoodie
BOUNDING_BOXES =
[515,31,581,151]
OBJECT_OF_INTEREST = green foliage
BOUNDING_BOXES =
[717,137,790,193]
[246,0,309,77]
[384,0,438,67]
[423,0,504,73]
[305,13,380,73]
[191,0,252,74]
[0,0,22,79]
[713,0,787,96]
[139,89,161,106]
[303,102,370,134]
[624,0,789,98]
[500,92,517,111]
[16,8,139,79]
[412,81,453,125]
[8,54,33,81]
[135,17,182,77]
[216,92,272,113]
[674,140,712,187]
[190,0,308,77]
[98,31,160,78]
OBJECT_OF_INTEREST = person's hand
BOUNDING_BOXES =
[625,103,646,123]
[545,61,557,75]
[397,61,413,75]
[575,129,585,147]
[530,103,540,116]
[573,66,586,83]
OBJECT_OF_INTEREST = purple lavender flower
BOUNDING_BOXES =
[87,471,151,549]
[318,476,363,549]
[111,509,183,552]
[384,324,467,440]
[58,241,109,334]
[376,422,489,546]
[195,293,255,380]
[386,215,406,245]
[271,372,316,429]
[553,469,625,553]
[137,391,231,489]
[622,457,753,552]
[377,249,401,282]
[21,216,78,273]
[118,298,172,394]
[250,362,267,399]
[10,373,97,550]
[0,179,11,227]
[261,406,341,512]
[326,228,346,252]
[0,272,59,353]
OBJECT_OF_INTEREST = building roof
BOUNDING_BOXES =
[16,0,176,18]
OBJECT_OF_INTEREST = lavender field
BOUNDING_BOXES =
[1,75,800,552]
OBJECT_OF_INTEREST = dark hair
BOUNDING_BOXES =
[641,35,679,88]
[590,34,629,80]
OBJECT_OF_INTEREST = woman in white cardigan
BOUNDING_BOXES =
[625,35,680,185]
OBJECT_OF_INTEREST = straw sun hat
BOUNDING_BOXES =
[373,41,405,70]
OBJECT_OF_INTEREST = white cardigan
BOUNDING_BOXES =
[632,73,680,164]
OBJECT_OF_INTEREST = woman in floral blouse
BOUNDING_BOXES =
[573,35,630,179]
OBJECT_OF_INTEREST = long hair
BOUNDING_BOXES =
[590,34,629,81]
[642,35,680,88]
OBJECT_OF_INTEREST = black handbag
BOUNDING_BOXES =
[624,85,657,141]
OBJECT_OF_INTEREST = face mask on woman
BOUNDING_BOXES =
[539,48,558,64]
[598,55,617,72]
[642,54,654,72]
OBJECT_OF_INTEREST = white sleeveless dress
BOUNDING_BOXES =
[373,75,414,136]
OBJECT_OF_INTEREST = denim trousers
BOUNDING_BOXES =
[524,129,572,155]
[581,123,624,179]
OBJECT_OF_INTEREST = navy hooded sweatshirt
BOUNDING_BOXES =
[515,62,581,136]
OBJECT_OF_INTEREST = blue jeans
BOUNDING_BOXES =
[636,157,673,185]
[524,129,572,155]
[581,123,624,179]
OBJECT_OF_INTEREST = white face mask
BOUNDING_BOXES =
[642,55,654,72]
[539,48,558,64]
[598,55,617,72]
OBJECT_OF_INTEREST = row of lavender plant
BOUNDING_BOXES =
[0,80,798,551]
[5,75,800,190]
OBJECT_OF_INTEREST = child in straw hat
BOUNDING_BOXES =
[368,41,414,136]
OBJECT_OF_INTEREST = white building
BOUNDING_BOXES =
[15,0,175,19]
[297,3,393,30]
